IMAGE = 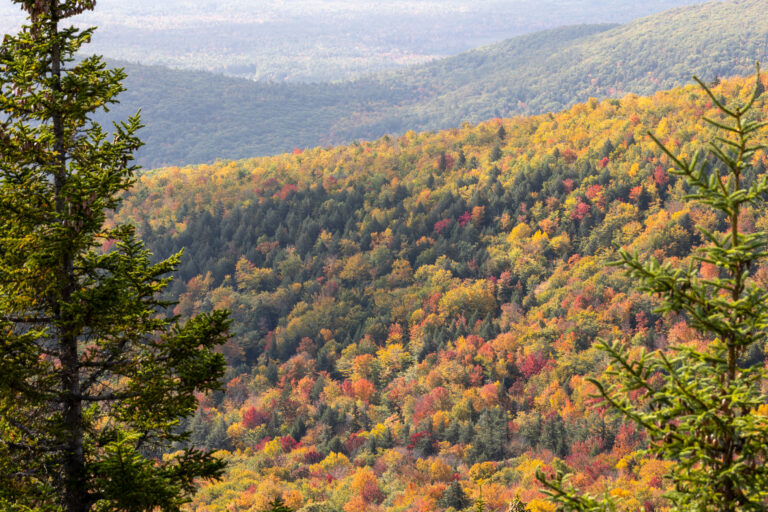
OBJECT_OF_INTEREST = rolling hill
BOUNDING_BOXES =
[100,0,768,168]
[112,72,768,510]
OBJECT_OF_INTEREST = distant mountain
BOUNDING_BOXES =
[0,0,698,82]
[100,0,768,168]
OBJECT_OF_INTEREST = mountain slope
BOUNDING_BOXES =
[104,0,768,168]
[113,74,768,510]
[104,25,612,168]
[359,0,768,133]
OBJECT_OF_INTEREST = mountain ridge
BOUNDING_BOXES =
[101,0,768,168]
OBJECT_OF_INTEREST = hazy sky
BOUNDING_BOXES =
[1,1,704,30]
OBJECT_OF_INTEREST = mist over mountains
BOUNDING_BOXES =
[92,0,768,169]
[0,0,699,82]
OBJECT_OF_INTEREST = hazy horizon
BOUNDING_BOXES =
[0,0,704,82]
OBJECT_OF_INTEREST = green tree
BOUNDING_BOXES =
[539,66,768,511]
[0,2,230,511]
[470,407,508,462]
[439,481,469,510]
[261,498,294,512]
[490,144,502,162]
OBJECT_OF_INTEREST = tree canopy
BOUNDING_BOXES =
[111,71,768,510]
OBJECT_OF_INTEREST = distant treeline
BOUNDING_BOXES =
[100,0,768,168]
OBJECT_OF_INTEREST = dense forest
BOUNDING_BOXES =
[110,73,768,511]
[99,0,768,168]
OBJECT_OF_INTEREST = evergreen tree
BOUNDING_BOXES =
[439,481,469,510]
[323,436,345,456]
[266,360,280,384]
[459,420,475,445]
[598,138,613,158]
[205,417,232,452]
[471,407,508,461]
[444,419,461,444]
[289,416,307,441]
[490,144,503,162]
[188,408,210,448]
[0,2,229,511]
[380,427,395,449]
[540,413,568,457]
[438,151,448,172]
[540,66,768,511]
[261,498,294,512]
[457,148,467,168]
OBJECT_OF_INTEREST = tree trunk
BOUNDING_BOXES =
[49,3,87,510]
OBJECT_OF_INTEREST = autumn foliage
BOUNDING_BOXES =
[111,75,768,511]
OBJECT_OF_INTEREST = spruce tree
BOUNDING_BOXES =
[261,498,294,512]
[439,481,469,510]
[0,1,230,511]
[471,407,508,462]
[539,66,768,511]
[490,144,503,162]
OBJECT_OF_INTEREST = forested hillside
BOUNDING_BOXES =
[111,74,768,511]
[101,0,768,168]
